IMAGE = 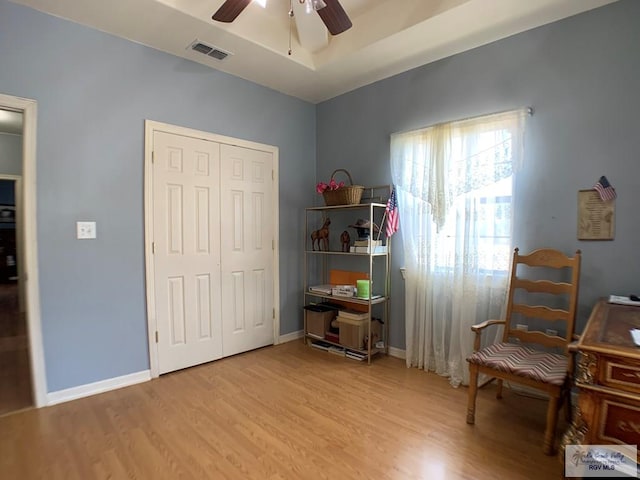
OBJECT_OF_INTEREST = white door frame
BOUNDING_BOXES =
[0,93,47,407]
[144,120,280,378]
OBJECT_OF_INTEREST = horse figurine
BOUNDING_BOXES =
[311,218,331,251]
[340,230,350,252]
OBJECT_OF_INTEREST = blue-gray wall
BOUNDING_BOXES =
[0,133,22,176]
[317,0,640,349]
[2,0,639,392]
[0,0,316,392]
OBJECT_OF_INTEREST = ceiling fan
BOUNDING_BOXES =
[212,0,353,36]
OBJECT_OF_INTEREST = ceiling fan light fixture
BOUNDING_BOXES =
[213,0,351,37]
[301,0,327,14]
[312,0,328,9]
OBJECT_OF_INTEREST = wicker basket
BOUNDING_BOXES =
[322,169,364,206]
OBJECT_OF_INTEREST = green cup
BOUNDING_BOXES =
[356,279,370,299]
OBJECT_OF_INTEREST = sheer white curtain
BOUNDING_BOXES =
[390,109,527,387]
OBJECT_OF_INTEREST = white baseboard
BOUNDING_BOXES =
[388,346,406,359]
[47,370,151,406]
[279,329,304,344]
[44,342,402,406]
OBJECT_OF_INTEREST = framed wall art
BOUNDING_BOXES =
[577,189,615,241]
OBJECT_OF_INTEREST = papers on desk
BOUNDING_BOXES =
[630,329,640,347]
[608,295,640,307]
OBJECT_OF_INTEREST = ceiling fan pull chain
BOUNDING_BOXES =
[288,0,294,55]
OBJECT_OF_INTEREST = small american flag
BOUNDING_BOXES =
[593,176,617,201]
[386,186,399,237]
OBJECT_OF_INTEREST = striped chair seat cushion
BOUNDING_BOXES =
[467,342,568,386]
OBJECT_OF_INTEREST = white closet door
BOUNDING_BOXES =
[153,131,223,374]
[220,144,275,356]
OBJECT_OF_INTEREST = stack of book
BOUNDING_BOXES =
[345,350,367,361]
[328,345,346,356]
[337,309,369,321]
[308,284,332,295]
[349,239,387,254]
[331,285,357,297]
[310,340,332,351]
[354,239,382,247]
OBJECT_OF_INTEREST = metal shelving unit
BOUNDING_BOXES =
[303,186,391,364]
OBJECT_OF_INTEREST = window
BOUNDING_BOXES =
[391,109,526,275]
[439,178,512,274]
[390,108,528,387]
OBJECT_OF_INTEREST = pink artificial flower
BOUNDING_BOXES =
[316,178,344,194]
[316,182,328,194]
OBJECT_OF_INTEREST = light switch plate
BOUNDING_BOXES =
[77,221,97,239]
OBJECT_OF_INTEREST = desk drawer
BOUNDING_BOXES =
[580,389,640,447]
[600,357,640,395]
[601,399,640,445]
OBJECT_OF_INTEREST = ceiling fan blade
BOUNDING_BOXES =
[316,0,352,35]
[212,0,252,23]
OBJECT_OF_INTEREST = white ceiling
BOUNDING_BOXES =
[9,0,618,104]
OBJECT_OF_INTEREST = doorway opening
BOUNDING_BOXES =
[0,176,32,414]
[0,94,46,413]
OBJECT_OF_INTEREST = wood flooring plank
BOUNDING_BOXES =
[0,340,567,479]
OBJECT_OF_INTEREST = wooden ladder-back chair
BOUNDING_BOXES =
[466,247,581,455]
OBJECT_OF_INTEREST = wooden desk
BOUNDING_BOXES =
[563,299,640,451]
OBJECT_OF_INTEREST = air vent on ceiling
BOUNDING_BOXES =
[188,40,232,61]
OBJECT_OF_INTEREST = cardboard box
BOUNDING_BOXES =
[338,317,382,350]
[304,305,337,338]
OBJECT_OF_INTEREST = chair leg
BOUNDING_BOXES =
[467,364,479,424]
[564,387,573,422]
[496,379,503,399]
[543,395,560,455]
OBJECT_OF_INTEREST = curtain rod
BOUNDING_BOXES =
[392,106,534,137]
[450,106,534,124]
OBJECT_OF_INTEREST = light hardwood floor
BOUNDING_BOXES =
[0,340,566,479]
[0,283,33,416]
